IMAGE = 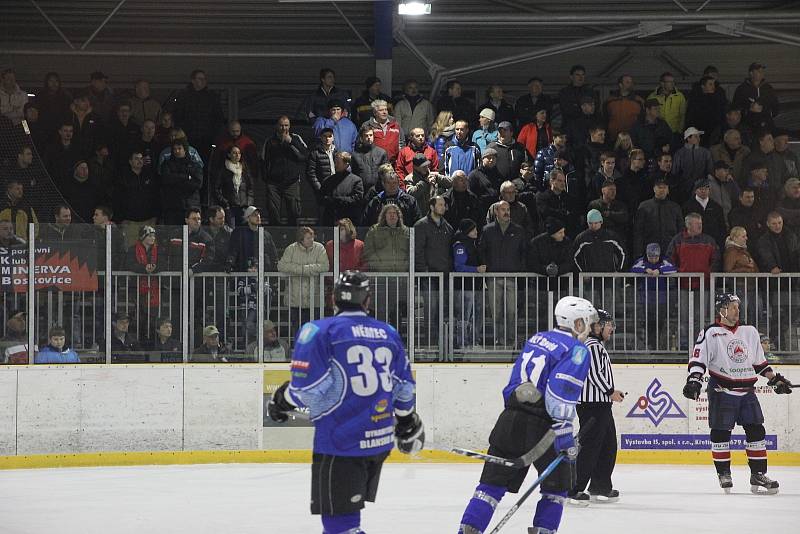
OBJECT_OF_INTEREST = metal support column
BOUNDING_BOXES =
[374,0,393,91]
[181,225,189,363]
[105,225,112,363]
[27,223,35,364]
[257,227,265,363]
[408,228,415,363]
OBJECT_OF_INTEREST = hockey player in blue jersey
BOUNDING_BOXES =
[458,296,599,534]
[268,270,424,534]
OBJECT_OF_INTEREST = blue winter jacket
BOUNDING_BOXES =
[441,139,481,176]
[36,344,80,364]
[313,116,358,153]
[534,144,559,183]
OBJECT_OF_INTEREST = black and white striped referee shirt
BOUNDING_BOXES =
[579,336,615,403]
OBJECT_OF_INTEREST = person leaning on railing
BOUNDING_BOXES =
[362,204,409,272]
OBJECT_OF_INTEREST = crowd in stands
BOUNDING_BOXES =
[0,61,799,359]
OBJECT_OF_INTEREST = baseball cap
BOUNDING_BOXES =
[203,325,220,337]
[644,98,661,109]
[586,209,603,224]
[481,147,498,158]
[694,178,711,190]
[646,243,661,256]
[327,99,344,110]
[684,127,704,139]
[112,311,130,322]
[412,153,430,167]
[748,62,766,71]
[479,108,496,121]
[497,121,513,131]
[263,320,277,332]
[243,206,260,219]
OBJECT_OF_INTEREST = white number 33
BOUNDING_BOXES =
[347,345,393,396]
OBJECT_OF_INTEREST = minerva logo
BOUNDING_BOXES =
[626,378,686,426]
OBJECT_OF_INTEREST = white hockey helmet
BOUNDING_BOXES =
[554,296,599,336]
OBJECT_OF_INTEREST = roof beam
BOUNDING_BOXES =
[81,0,127,50]
[28,0,75,49]
[410,11,800,25]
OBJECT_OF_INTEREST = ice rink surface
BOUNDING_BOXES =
[1,463,797,533]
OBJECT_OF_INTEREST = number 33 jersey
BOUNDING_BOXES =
[287,311,416,456]
[689,323,772,392]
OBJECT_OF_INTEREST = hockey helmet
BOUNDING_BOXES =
[596,308,614,328]
[715,293,740,314]
[334,270,370,309]
[554,296,599,335]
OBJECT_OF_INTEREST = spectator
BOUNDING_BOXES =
[441,120,481,176]
[319,151,364,226]
[165,208,212,272]
[480,84,515,126]
[127,225,162,311]
[67,92,104,156]
[0,68,27,125]
[527,217,575,287]
[192,325,229,363]
[405,153,450,210]
[396,127,439,181]
[313,99,358,153]
[630,99,673,160]
[588,180,629,237]
[435,80,475,125]
[468,148,504,216]
[159,140,203,225]
[203,205,232,271]
[683,178,727,249]
[647,72,686,136]
[589,151,620,201]
[451,218,486,349]
[777,178,800,228]
[88,205,126,270]
[672,127,713,204]
[518,108,553,160]
[156,128,204,171]
[149,317,181,361]
[711,105,753,148]
[305,126,336,196]
[214,145,255,227]
[629,242,677,350]
[171,69,224,164]
[130,79,162,125]
[472,108,499,152]
[39,205,81,242]
[155,111,174,146]
[0,309,32,364]
[108,312,141,363]
[35,326,79,364]
[212,120,259,175]
[513,160,539,216]
[648,152,681,203]
[723,226,759,273]
[115,151,159,245]
[708,161,740,227]
[733,63,779,131]
[533,131,567,186]
[689,65,727,102]
[443,170,481,230]
[245,320,288,362]
[612,132,634,173]
[363,100,404,164]
[479,201,527,347]
[35,72,72,134]
[430,110,455,160]
[744,158,779,214]
[729,188,768,245]
[574,125,608,195]
[773,129,799,178]
[44,122,82,186]
[1,145,36,187]
[301,67,351,121]
[84,71,114,122]
[558,65,595,127]
[325,218,365,272]
[574,209,626,273]
[490,121,527,182]
[226,206,278,273]
[21,101,48,149]
[617,148,651,218]
[756,212,799,340]
[363,166,419,227]
[108,102,140,158]
[277,226,328,322]
[0,179,38,240]
[351,124,388,196]
[564,96,599,150]
[0,220,25,247]
[363,204,410,272]
[686,76,727,147]
[516,77,554,130]
[87,143,115,201]
[711,129,750,185]
[414,196,454,273]
[536,169,576,236]
[127,119,163,175]
[394,79,435,136]
[486,180,532,234]
[633,178,684,259]
[353,76,393,127]
[666,212,720,348]
[604,74,644,139]
[262,116,308,226]
[741,131,789,196]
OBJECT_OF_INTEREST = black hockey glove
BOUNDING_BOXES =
[395,412,425,454]
[768,373,793,395]
[683,372,703,400]
[268,381,295,423]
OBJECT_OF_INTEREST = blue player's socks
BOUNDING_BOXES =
[322,512,363,534]
[459,483,506,533]
[532,491,567,532]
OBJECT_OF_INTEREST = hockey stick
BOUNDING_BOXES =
[450,431,556,468]
[487,418,596,534]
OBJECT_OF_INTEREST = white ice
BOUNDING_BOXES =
[1,463,797,533]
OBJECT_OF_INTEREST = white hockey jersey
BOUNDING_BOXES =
[688,322,772,393]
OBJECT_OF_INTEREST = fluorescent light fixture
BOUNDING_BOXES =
[399,2,431,15]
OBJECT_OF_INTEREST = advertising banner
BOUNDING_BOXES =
[0,241,98,292]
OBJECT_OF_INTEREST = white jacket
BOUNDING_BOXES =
[277,241,329,308]
[0,84,28,125]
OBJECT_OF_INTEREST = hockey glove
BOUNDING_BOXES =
[683,372,703,400]
[551,421,578,460]
[267,381,295,423]
[395,412,425,454]
[768,373,793,395]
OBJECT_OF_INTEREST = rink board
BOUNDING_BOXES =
[0,363,798,468]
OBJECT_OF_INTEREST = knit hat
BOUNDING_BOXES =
[479,108,496,121]
[412,153,430,167]
[139,225,156,240]
[544,217,565,235]
[586,209,603,224]
[646,242,661,256]
[458,218,477,234]
[482,147,498,158]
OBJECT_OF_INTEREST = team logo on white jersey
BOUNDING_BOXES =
[726,339,748,363]
[626,378,686,426]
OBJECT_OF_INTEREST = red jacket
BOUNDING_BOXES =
[666,230,720,288]
[325,238,366,272]
[604,92,645,138]
[367,117,404,163]
[517,122,553,159]
[395,144,440,183]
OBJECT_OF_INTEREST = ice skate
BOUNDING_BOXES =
[567,491,590,507]
[718,471,733,494]
[588,489,620,503]
[750,473,779,495]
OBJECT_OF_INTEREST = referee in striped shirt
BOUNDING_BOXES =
[569,309,626,504]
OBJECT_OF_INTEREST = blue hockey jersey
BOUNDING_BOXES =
[503,329,591,422]
[287,311,416,457]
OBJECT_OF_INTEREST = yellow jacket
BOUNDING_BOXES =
[647,87,687,134]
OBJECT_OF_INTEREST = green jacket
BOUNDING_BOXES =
[363,224,410,272]
[647,87,687,134]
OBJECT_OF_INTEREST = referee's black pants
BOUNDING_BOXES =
[573,402,617,495]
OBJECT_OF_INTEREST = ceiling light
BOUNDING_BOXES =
[399,2,431,16]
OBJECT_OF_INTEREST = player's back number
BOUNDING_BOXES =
[346,345,393,397]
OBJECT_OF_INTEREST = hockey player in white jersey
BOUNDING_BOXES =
[683,293,793,494]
